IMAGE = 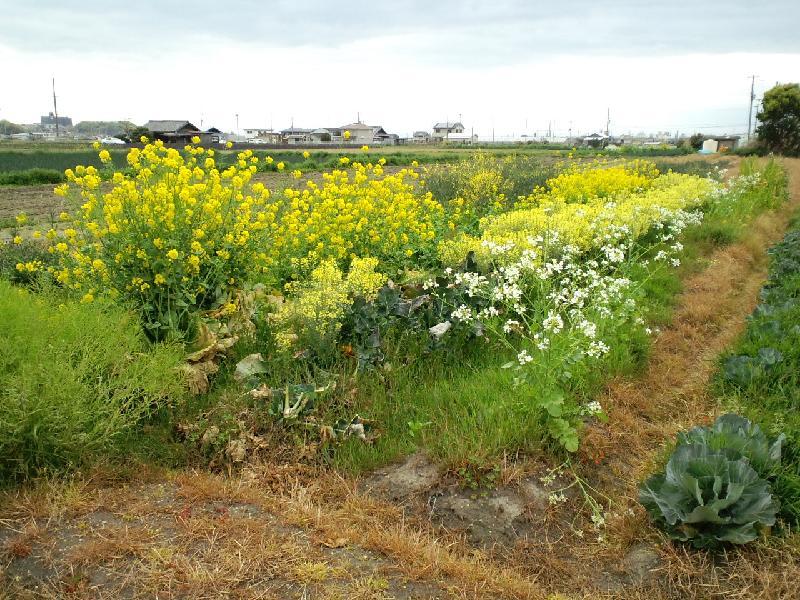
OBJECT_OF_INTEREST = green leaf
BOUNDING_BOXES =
[234,353,268,382]
[639,417,781,548]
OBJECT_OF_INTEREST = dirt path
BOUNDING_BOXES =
[2,160,799,599]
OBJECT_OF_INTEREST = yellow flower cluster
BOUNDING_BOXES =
[273,256,386,348]
[439,172,714,266]
[424,154,515,227]
[517,159,660,208]
[47,141,274,336]
[266,161,441,281]
[15,260,43,274]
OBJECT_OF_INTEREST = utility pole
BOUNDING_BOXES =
[52,78,59,138]
[605,107,610,137]
[747,74,756,142]
[235,113,239,137]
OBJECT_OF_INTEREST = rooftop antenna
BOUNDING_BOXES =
[52,77,59,138]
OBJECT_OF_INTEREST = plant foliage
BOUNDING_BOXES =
[640,414,782,548]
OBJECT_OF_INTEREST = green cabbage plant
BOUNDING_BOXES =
[639,414,782,548]
[677,414,784,475]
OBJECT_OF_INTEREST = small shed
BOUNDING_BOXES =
[701,136,740,153]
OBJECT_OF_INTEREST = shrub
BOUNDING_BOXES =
[0,168,64,186]
[272,257,386,354]
[0,239,54,285]
[0,280,185,481]
[48,140,274,339]
[640,414,782,548]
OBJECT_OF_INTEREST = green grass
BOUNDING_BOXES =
[0,280,186,483]
[0,168,65,185]
[0,142,696,181]
[0,149,128,173]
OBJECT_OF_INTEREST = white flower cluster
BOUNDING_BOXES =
[450,304,473,322]
[585,400,603,415]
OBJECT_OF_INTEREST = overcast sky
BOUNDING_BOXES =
[1,1,798,138]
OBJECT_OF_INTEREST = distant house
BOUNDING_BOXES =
[444,132,478,145]
[144,120,219,145]
[371,126,396,145]
[205,127,222,144]
[280,127,312,144]
[583,132,609,148]
[243,127,281,144]
[412,131,431,143]
[432,121,464,141]
[40,112,73,130]
[338,122,374,144]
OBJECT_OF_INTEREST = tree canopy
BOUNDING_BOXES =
[0,120,24,135]
[756,83,800,156]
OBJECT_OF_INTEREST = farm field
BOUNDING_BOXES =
[0,144,798,599]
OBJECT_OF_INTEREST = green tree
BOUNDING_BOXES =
[118,125,150,143]
[0,119,24,135]
[756,83,800,156]
[689,133,705,150]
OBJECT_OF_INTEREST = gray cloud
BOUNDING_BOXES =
[1,0,798,64]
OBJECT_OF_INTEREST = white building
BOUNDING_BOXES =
[432,121,464,141]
